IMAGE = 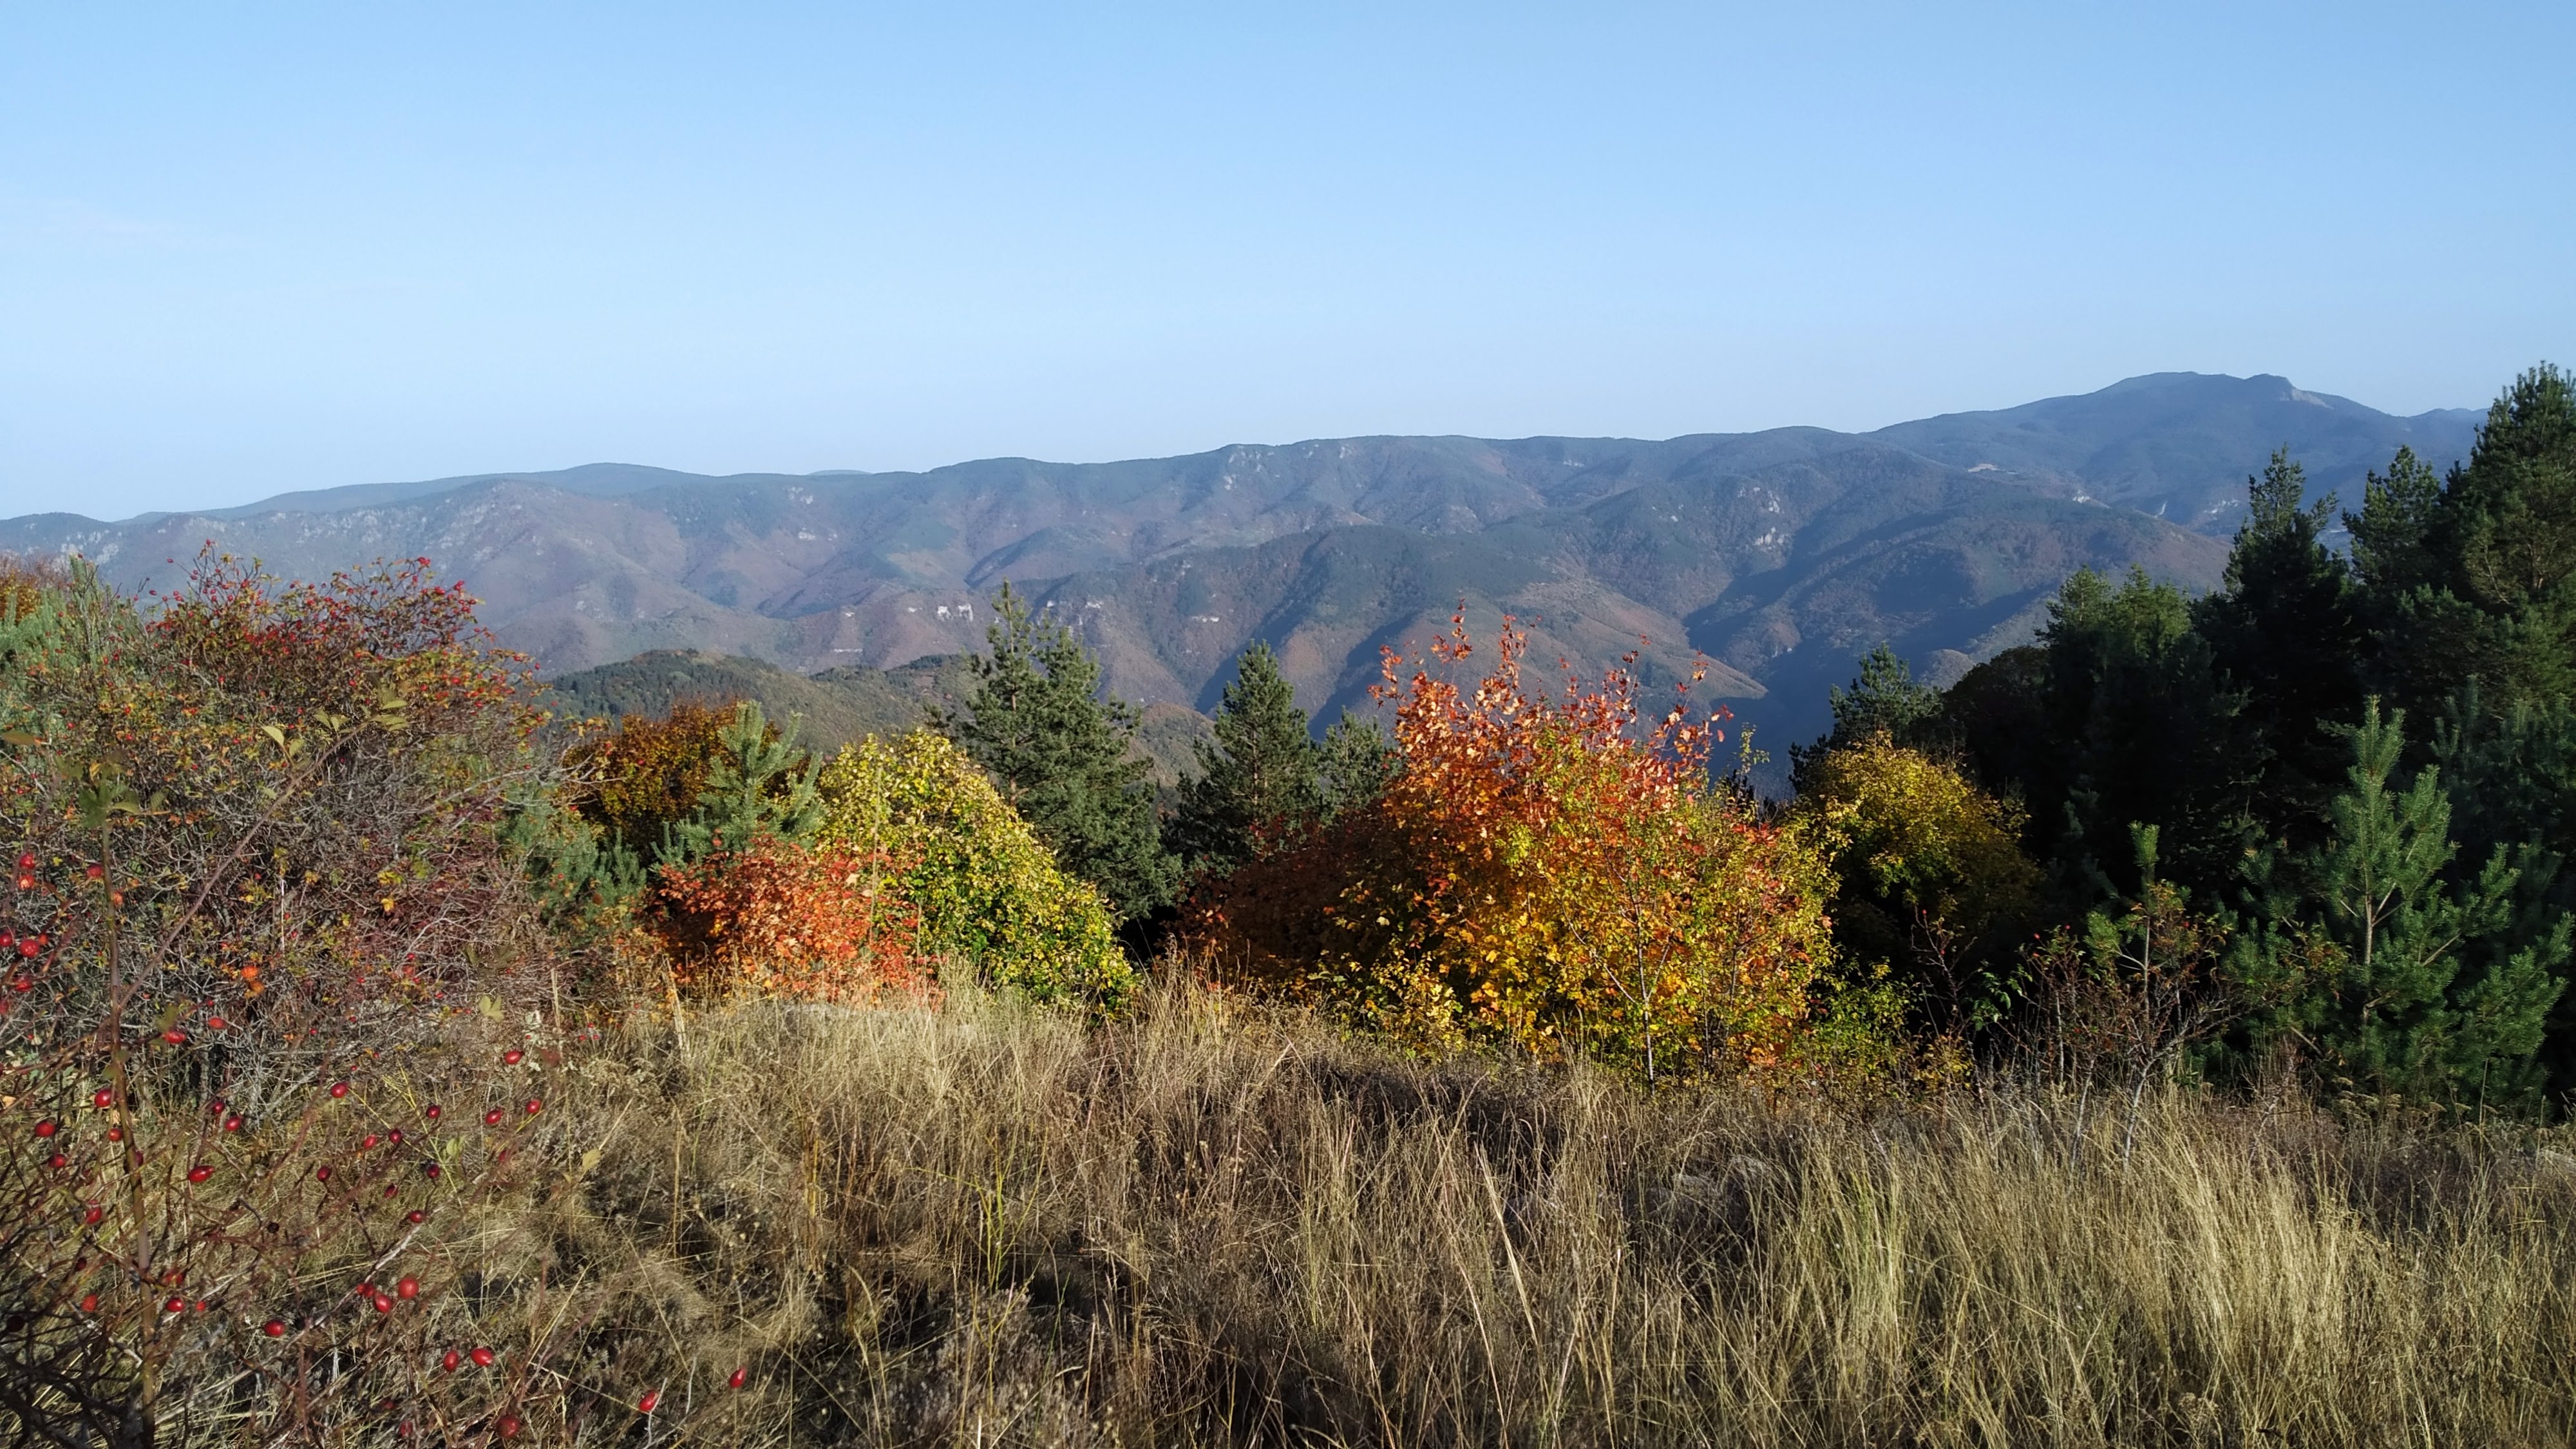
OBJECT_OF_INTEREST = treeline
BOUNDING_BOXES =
[509,364,2576,1115]
[1794,364,2576,1111]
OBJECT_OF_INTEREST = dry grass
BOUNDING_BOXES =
[512,978,2576,1447]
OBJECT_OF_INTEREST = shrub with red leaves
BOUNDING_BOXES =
[0,548,553,1083]
[649,840,928,1006]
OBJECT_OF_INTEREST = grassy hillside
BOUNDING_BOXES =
[453,983,2576,1446]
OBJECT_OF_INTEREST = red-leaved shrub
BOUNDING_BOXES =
[649,841,927,1006]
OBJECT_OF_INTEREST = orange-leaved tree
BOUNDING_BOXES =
[1194,614,1832,1081]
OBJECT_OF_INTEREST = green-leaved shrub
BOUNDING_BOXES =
[817,730,1133,1007]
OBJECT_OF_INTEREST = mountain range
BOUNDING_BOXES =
[0,372,2480,777]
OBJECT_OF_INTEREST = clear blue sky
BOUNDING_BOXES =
[5,2,2569,519]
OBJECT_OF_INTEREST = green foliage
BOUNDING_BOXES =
[2429,690,2576,1093]
[1790,643,1944,791]
[2278,701,2566,1108]
[663,701,823,861]
[1169,641,1323,879]
[2369,365,2576,719]
[499,788,644,945]
[1317,709,1399,819]
[2014,826,2257,1157]
[2346,444,2446,604]
[1903,377,2576,1106]
[817,730,1133,1007]
[2192,449,2365,853]
[940,583,1175,922]
[1960,567,2251,907]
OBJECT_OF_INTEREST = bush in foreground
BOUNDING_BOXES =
[1195,617,1832,1080]
[816,729,1132,1007]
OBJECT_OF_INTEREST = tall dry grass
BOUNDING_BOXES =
[506,978,2576,1446]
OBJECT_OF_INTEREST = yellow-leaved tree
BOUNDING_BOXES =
[1791,732,2038,1032]
[817,730,1134,1007]
[1195,616,1833,1082]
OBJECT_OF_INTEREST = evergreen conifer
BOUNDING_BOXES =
[2294,701,2566,1106]
[1169,641,1323,879]
[2369,366,2576,717]
[2193,450,2365,853]
[664,701,823,860]
[2033,567,2252,904]
[1790,643,1943,793]
[940,582,1175,921]
[1318,709,1401,820]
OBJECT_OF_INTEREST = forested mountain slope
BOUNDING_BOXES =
[5,372,2463,753]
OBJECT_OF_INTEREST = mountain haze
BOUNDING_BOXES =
[0,373,2473,762]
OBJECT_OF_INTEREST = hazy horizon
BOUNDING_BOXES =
[0,367,2495,525]
[6,3,2569,519]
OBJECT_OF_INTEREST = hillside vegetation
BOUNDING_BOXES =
[4,366,2570,1446]
[544,649,1215,786]
[6,370,2454,757]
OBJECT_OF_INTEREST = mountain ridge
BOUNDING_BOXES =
[0,372,2478,770]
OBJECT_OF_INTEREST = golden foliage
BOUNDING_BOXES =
[1197,616,1832,1081]
[1792,733,2038,1027]
[817,730,1133,1007]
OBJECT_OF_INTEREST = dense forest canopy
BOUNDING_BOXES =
[1801,365,2576,1108]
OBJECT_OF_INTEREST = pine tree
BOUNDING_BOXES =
[1169,641,1323,878]
[940,582,1175,922]
[2367,365,2576,718]
[2346,444,2445,605]
[2193,449,2364,853]
[2032,567,2253,905]
[663,701,822,861]
[1790,643,1942,793]
[2295,700,2566,1107]
[1318,709,1400,820]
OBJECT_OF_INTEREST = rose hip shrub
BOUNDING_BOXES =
[0,550,557,1087]
[0,553,672,1439]
[0,997,583,1443]
[1191,616,1833,1081]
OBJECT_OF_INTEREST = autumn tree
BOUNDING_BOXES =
[1193,616,1832,1081]
[1794,734,2039,1032]
[817,730,1132,1006]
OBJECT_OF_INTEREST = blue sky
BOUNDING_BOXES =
[4,2,2570,519]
